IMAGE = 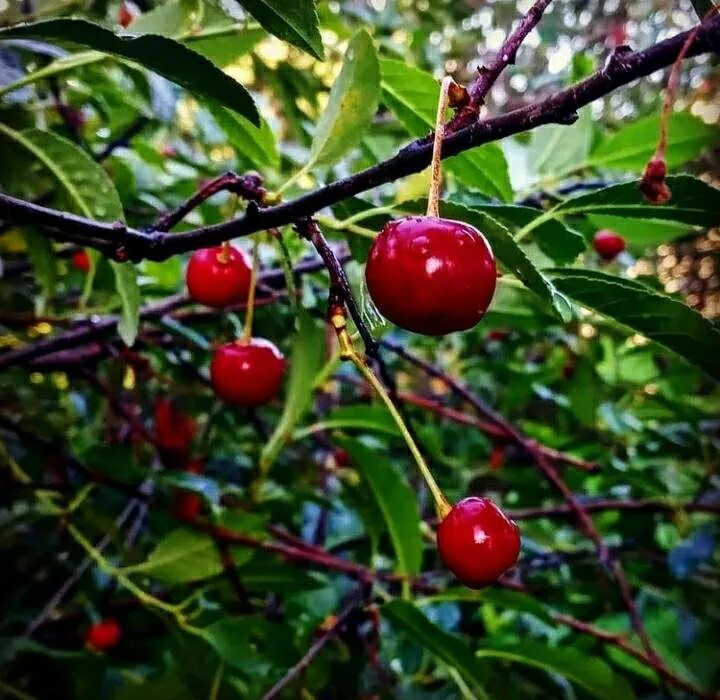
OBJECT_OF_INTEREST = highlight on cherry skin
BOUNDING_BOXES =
[365,216,497,336]
[85,618,122,652]
[210,338,286,407]
[186,245,252,309]
[437,496,521,588]
[592,229,626,261]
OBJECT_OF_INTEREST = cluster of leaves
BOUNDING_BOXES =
[0,1,719,698]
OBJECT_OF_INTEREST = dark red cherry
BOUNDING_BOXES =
[186,246,251,308]
[85,619,122,651]
[210,338,286,406]
[365,217,496,335]
[154,398,196,455]
[72,249,90,273]
[592,230,626,261]
[437,497,520,588]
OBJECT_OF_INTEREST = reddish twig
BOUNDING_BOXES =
[554,614,719,700]
[260,590,364,700]
[509,499,720,519]
[449,0,554,129]
[153,171,267,233]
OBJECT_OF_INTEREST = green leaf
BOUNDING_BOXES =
[113,260,141,347]
[124,529,252,584]
[529,107,593,176]
[398,199,572,321]
[235,561,325,591]
[548,269,720,381]
[337,437,422,576]
[127,0,195,35]
[551,175,720,227]
[206,101,279,171]
[0,19,259,123]
[234,0,324,59]
[295,405,400,439]
[476,641,635,700]
[188,27,266,66]
[589,112,720,171]
[0,124,141,345]
[383,600,487,691]
[380,58,512,202]
[306,29,379,169]
[260,309,326,471]
[418,588,554,625]
[476,204,585,263]
[22,230,57,307]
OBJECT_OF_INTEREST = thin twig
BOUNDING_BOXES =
[260,591,363,700]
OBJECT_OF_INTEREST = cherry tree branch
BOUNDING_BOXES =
[449,0,554,129]
[260,590,364,700]
[1,15,718,260]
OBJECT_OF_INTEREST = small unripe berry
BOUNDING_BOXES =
[437,497,520,588]
[592,230,626,261]
[85,619,122,651]
[210,338,286,406]
[365,217,496,336]
[186,246,251,308]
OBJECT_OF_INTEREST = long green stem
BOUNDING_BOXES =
[427,76,455,218]
[328,317,450,519]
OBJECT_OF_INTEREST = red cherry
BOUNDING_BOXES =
[365,217,496,335]
[186,246,251,308]
[592,230,626,261]
[72,249,90,273]
[210,338,286,406]
[85,619,122,651]
[154,398,196,454]
[437,497,520,588]
[117,1,139,27]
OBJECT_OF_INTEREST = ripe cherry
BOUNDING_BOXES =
[117,0,139,27]
[437,497,520,588]
[365,217,496,335]
[85,619,122,651]
[210,338,286,406]
[592,230,626,261]
[186,245,251,308]
[72,249,90,273]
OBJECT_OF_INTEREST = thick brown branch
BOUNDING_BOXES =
[1,15,717,259]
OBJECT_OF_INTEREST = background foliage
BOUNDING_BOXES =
[0,0,719,699]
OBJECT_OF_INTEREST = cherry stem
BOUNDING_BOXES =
[329,309,451,520]
[427,76,455,218]
[241,234,260,344]
[655,10,715,161]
